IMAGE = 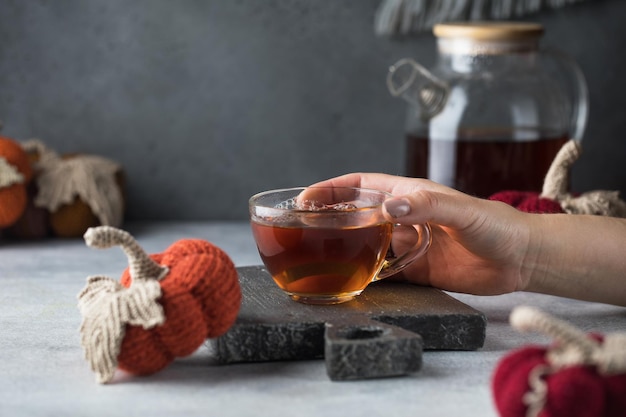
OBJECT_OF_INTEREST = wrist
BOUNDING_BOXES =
[522,214,626,306]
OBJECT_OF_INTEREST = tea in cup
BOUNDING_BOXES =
[249,187,431,304]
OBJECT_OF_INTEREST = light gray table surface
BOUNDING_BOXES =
[1,221,624,417]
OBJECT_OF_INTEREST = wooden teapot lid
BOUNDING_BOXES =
[433,21,544,41]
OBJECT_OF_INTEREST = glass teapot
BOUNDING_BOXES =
[387,22,588,198]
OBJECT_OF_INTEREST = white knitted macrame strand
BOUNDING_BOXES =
[33,151,124,227]
[375,0,587,36]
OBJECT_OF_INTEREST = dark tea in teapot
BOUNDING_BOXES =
[406,128,569,198]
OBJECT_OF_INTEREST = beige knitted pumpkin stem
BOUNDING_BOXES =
[83,226,169,283]
[511,306,626,375]
[540,139,581,200]
[20,138,58,162]
[511,306,597,355]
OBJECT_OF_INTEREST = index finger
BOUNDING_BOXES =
[311,173,368,188]
[312,173,403,194]
[312,172,453,196]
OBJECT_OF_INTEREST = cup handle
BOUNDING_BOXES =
[375,222,432,281]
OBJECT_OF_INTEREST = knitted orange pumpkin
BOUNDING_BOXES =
[20,140,126,238]
[6,182,51,239]
[6,140,51,238]
[78,226,242,383]
[0,136,33,228]
[46,154,126,237]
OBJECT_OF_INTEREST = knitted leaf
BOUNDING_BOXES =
[34,155,124,227]
[0,157,24,188]
[78,275,165,384]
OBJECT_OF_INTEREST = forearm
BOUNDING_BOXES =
[523,213,626,306]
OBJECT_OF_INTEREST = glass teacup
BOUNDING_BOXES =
[249,187,431,304]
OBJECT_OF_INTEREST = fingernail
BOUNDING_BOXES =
[384,198,411,218]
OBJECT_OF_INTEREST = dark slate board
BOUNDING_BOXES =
[207,265,486,372]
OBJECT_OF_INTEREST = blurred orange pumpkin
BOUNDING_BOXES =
[0,136,33,228]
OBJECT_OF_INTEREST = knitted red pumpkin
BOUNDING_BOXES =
[492,306,626,417]
[489,191,564,214]
[489,140,626,217]
[78,226,242,383]
[0,136,33,228]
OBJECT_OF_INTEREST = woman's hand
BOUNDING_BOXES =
[314,173,533,295]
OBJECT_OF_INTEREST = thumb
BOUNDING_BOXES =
[383,190,484,230]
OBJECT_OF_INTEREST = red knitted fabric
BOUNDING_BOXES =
[117,239,241,375]
[489,191,564,214]
[492,337,626,417]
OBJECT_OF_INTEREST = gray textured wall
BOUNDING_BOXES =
[0,0,624,221]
